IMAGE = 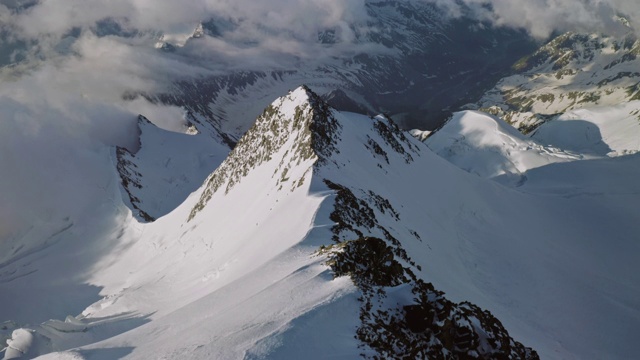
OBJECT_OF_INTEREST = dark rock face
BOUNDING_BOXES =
[324,235,539,360]
[329,237,408,289]
[115,116,155,223]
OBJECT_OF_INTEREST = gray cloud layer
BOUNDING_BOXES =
[4,0,638,42]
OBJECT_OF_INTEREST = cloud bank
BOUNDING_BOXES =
[4,0,639,44]
[456,0,639,38]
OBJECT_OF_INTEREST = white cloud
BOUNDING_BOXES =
[0,33,194,239]
[450,0,638,38]
[5,0,368,43]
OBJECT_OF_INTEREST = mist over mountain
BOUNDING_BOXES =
[1,1,640,359]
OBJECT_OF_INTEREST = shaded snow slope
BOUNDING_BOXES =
[2,87,639,359]
[116,115,228,222]
[0,144,130,327]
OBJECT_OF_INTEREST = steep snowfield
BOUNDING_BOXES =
[2,87,639,359]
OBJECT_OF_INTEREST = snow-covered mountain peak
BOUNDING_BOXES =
[187,84,427,221]
[188,85,341,220]
[178,87,541,358]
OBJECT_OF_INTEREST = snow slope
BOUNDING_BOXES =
[425,111,582,185]
[2,87,363,359]
[115,115,228,222]
[2,87,639,359]
[425,103,640,186]
[531,101,640,156]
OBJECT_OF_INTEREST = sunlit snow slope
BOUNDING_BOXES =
[425,111,583,185]
[426,103,640,182]
[1,87,639,360]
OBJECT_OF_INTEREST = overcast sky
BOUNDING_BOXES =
[0,0,637,239]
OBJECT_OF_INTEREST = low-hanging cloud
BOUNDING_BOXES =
[455,0,639,38]
[3,1,638,75]
[5,0,640,43]
[5,0,369,47]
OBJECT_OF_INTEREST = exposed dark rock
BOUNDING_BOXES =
[321,175,538,359]
[115,116,155,223]
[189,86,342,220]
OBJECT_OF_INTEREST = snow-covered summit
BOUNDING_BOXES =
[188,85,342,220]
[181,86,539,359]
[425,111,582,184]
